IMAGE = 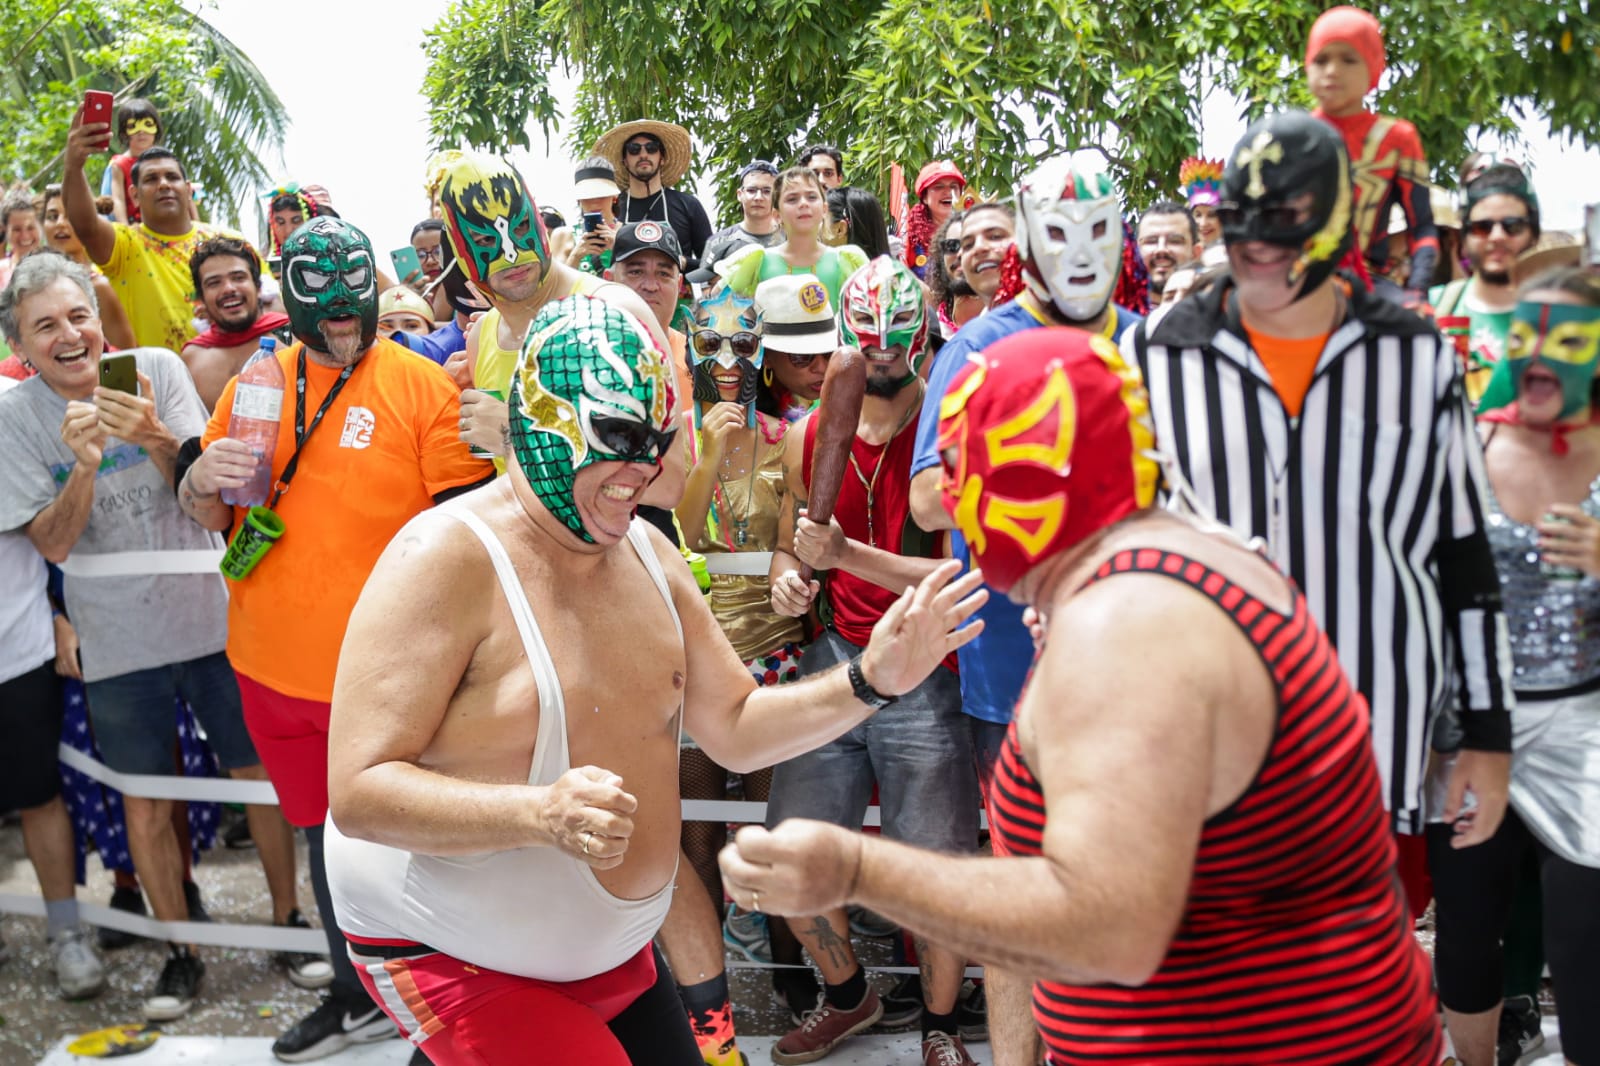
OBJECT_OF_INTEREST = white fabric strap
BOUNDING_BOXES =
[58,549,225,577]
[703,551,773,576]
[58,745,278,803]
[444,506,570,781]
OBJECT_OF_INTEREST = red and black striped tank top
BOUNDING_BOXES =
[990,548,1441,1064]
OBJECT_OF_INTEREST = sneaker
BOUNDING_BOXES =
[846,905,898,938]
[723,903,772,964]
[271,995,395,1062]
[50,927,106,1000]
[143,950,204,1021]
[274,910,334,990]
[183,881,210,923]
[98,886,148,951]
[957,982,987,1043]
[772,986,882,1065]
[876,973,922,1031]
[1497,994,1545,1066]
[921,1032,978,1066]
[772,969,821,1026]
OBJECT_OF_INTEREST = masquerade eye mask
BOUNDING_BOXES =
[1478,299,1600,421]
[124,117,159,137]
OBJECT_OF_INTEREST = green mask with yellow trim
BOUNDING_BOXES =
[507,297,677,542]
[1476,300,1600,420]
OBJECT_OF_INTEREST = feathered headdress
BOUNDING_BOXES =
[1178,157,1225,208]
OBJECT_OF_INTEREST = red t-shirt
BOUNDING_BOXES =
[802,408,953,671]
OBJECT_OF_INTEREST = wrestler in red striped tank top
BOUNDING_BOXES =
[991,547,1442,1065]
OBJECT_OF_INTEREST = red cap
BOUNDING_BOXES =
[936,328,1159,593]
[1306,6,1385,92]
[915,160,967,199]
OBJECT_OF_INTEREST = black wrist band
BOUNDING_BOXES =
[847,654,896,711]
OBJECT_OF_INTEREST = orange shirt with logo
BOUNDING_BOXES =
[203,338,491,700]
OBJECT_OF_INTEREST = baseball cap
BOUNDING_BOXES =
[753,274,838,355]
[612,220,684,270]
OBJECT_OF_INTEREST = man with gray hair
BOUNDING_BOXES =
[0,249,298,1024]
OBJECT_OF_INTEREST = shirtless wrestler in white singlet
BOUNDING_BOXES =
[323,295,986,1065]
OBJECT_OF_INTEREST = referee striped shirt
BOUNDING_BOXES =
[1130,280,1514,832]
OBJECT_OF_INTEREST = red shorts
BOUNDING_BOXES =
[348,937,656,1065]
[234,671,331,828]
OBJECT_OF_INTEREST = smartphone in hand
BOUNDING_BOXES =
[83,91,115,150]
[98,353,138,396]
[390,246,422,280]
[583,211,605,233]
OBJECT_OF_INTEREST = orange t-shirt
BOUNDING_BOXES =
[1241,323,1330,419]
[203,338,492,700]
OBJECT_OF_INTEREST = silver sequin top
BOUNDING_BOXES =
[1486,476,1600,694]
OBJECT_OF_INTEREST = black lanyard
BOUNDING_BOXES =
[267,349,355,510]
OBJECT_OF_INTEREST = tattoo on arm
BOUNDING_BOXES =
[807,914,853,971]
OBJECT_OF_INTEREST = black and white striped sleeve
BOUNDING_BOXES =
[1433,343,1515,750]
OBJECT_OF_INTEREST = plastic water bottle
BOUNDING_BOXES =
[222,337,284,508]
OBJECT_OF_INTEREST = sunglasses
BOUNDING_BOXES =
[1215,203,1311,231]
[589,416,678,462]
[776,349,831,369]
[625,140,662,157]
[692,329,761,359]
[940,238,962,254]
[1466,216,1531,238]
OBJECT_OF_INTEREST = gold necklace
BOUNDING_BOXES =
[845,383,923,548]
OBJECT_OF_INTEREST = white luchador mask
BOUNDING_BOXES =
[1014,151,1123,323]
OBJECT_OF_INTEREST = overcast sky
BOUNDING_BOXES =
[199,0,1595,255]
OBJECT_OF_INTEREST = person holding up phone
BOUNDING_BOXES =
[0,250,303,1024]
[62,100,257,353]
[565,155,621,275]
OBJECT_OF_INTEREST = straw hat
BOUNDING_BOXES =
[593,120,693,188]
[1514,235,1581,285]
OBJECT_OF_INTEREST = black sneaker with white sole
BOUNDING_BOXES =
[1496,994,1545,1066]
[272,995,396,1062]
[143,949,204,1021]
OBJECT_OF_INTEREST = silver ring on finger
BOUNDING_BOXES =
[581,830,593,856]
[751,890,760,913]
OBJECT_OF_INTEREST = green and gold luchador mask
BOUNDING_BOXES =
[437,152,549,287]
[508,296,677,542]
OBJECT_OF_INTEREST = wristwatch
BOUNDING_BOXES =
[847,655,897,710]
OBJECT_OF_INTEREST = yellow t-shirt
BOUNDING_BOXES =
[102,222,249,352]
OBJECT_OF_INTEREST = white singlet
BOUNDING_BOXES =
[325,510,683,981]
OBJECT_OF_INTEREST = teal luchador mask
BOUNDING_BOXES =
[281,217,379,353]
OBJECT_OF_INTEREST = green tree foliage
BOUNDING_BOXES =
[0,0,287,227]
[423,0,1599,217]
